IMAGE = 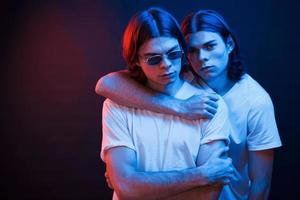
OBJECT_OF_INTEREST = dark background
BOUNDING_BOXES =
[2,0,300,199]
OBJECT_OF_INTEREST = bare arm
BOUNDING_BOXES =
[248,149,274,200]
[104,144,236,197]
[166,141,234,200]
[194,140,231,199]
[95,70,219,120]
[105,146,211,200]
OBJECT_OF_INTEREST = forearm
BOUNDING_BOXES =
[115,167,206,200]
[248,181,271,200]
[166,185,221,200]
[248,149,274,200]
[95,70,182,115]
[162,163,223,200]
[143,140,230,200]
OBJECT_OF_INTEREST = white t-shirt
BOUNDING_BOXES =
[101,81,231,199]
[186,72,282,200]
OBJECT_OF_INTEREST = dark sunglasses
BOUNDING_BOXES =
[141,50,183,66]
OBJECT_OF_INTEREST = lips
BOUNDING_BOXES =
[160,71,176,77]
[202,65,212,69]
[201,65,214,71]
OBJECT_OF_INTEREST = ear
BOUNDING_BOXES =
[226,36,235,53]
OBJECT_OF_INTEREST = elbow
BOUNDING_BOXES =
[113,181,130,200]
[95,71,128,97]
[114,180,143,200]
[95,75,108,96]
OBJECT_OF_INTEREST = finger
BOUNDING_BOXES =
[213,146,230,158]
[201,110,215,119]
[205,104,218,115]
[216,177,230,185]
[206,100,218,110]
[207,93,219,101]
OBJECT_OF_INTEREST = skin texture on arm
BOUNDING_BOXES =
[193,140,230,199]
[104,145,236,195]
[165,140,233,200]
[248,149,274,200]
[95,70,219,120]
[104,146,213,200]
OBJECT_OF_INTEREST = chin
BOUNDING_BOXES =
[199,73,213,80]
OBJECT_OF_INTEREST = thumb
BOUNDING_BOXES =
[212,145,229,158]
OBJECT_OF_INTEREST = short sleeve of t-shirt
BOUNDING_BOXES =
[200,98,231,145]
[247,94,282,151]
[100,99,135,161]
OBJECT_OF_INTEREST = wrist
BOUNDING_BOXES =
[196,166,210,186]
[172,98,186,116]
[183,166,210,187]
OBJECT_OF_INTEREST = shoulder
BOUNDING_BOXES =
[183,81,202,94]
[238,74,274,108]
[239,74,269,95]
[203,95,229,126]
[103,99,132,117]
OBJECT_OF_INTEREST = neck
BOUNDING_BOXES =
[206,71,235,96]
[147,78,184,96]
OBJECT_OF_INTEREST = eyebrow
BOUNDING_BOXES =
[203,40,217,45]
[143,45,180,57]
[188,40,216,49]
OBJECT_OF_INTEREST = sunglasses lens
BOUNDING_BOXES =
[168,51,182,60]
[145,51,182,66]
[147,56,162,65]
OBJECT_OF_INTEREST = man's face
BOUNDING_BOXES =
[186,31,231,82]
[137,37,182,89]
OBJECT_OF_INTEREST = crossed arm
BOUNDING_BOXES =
[104,140,233,200]
[95,70,219,120]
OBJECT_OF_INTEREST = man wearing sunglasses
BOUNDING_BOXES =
[100,7,236,200]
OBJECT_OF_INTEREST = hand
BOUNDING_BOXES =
[104,171,114,189]
[200,146,240,185]
[178,92,219,120]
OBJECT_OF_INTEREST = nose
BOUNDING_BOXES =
[159,55,172,69]
[198,49,209,62]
